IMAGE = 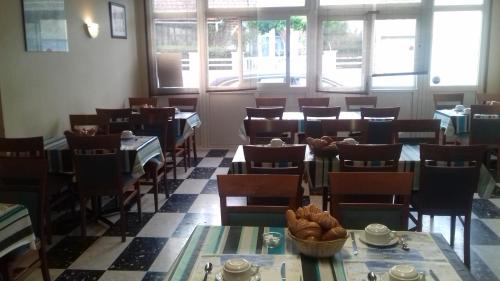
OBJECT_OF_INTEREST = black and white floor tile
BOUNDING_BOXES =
[23,149,500,281]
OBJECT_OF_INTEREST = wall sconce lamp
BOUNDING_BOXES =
[85,21,99,38]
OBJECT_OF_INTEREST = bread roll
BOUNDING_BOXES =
[321,226,347,241]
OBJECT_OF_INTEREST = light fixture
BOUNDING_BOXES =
[85,20,99,38]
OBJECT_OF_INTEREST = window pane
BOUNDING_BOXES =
[209,0,304,8]
[153,0,196,13]
[290,16,307,87]
[154,19,198,88]
[207,18,241,87]
[243,20,287,85]
[320,0,419,6]
[430,11,482,86]
[321,20,364,91]
[372,19,416,88]
[434,0,483,6]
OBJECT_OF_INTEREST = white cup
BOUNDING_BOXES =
[454,104,465,111]
[121,130,133,138]
[222,259,259,281]
[388,264,425,281]
[364,224,395,244]
[270,138,284,147]
[463,108,471,115]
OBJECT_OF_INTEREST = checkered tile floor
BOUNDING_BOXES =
[22,149,500,281]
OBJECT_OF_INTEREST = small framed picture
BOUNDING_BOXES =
[109,2,127,39]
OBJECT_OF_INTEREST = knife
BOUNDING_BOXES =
[350,232,359,255]
[281,262,286,281]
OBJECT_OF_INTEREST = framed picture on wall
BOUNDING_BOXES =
[109,2,127,39]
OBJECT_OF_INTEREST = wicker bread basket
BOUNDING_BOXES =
[287,229,348,258]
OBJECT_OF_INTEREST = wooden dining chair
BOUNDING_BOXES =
[360,107,400,119]
[416,144,485,268]
[0,157,51,281]
[0,137,72,245]
[297,97,330,111]
[168,97,199,163]
[246,107,284,120]
[65,133,142,242]
[247,120,298,145]
[69,114,108,135]
[345,96,377,111]
[255,97,287,108]
[243,145,306,206]
[129,114,168,212]
[392,119,441,144]
[433,93,464,110]
[140,107,187,180]
[302,106,341,140]
[129,97,158,111]
[96,108,132,134]
[321,119,369,144]
[329,172,413,230]
[475,93,500,104]
[217,174,301,226]
[337,143,403,172]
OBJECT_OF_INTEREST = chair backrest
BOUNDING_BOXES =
[360,107,400,119]
[419,144,485,214]
[0,137,44,158]
[321,119,369,143]
[298,97,330,111]
[66,133,123,196]
[129,97,158,109]
[337,143,403,172]
[470,104,500,116]
[255,97,287,108]
[303,106,341,139]
[392,119,441,144]
[475,94,500,105]
[329,172,413,230]
[433,93,464,110]
[345,96,377,111]
[69,114,108,135]
[246,120,298,144]
[96,108,132,134]
[246,107,284,120]
[137,107,176,150]
[217,174,300,226]
[243,145,305,175]
[168,97,198,112]
[469,105,500,145]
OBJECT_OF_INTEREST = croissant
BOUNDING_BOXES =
[286,209,298,233]
[295,220,322,239]
[321,226,347,241]
[310,212,339,229]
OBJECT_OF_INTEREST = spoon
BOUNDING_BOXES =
[203,262,213,281]
[400,236,410,251]
[367,271,377,281]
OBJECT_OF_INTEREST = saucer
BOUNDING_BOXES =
[358,232,399,247]
[215,272,261,281]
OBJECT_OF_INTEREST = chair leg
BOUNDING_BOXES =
[417,213,423,232]
[186,139,191,168]
[152,174,159,212]
[135,183,142,222]
[80,197,87,238]
[450,215,456,247]
[193,128,198,161]
[172,152,177,180]
[322,186,328,211]
[119,195,126,243]
[183,145,188,172]
[39,236,51,281]
[0,256,10,281]
[464,213,471,268]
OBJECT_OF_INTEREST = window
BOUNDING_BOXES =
[208,0,305,8]
[207,16,307,90]
[430,8,483,86]
[320,0,420,5]
[320,20,364,91]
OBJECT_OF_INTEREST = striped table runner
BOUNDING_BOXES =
[434,109,470,137]
[166,226,476,281]
[0,203,36,258]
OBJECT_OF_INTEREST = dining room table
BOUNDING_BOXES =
[165,225,477,281]
[229,144,498,200]
[175,111,202,143]
[44,135,164,178]
[433,109,470,143]
[0,203,36,259]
